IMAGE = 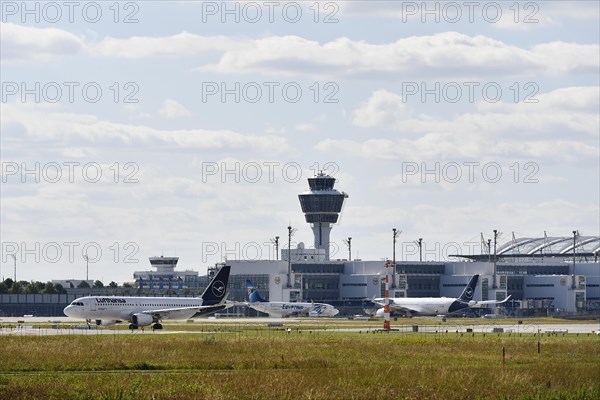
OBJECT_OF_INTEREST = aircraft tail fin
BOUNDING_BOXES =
[246,280,267,303]
[201,265,231,305]
[458,274,479,302]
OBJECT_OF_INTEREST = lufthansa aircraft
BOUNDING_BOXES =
[64,265,232,329]
[373,274,511,317]
[246,280,339,317]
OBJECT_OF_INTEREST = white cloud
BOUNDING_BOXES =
[264,124,286,135]
[316,86,599,163]
[91,31,241,58]
[2,24,597,79]
[60,147,97,158]
[1,103,290,154]
[295,123,315,132]
[158,99,192,118]
[532,42,600,74]
[337,1,598,25]
[0,23,84,62]
[352,89,408,128]
[493,12,558,31]
[198,33,599,79]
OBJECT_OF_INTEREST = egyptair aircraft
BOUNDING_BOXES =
[63,265,232,329]
[246,280,339,317]
[373,274,511,317]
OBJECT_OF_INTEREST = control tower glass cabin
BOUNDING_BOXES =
[298,173,348,261]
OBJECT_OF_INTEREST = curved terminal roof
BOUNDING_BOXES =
[497,235,600,256]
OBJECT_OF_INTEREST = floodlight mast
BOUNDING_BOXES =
[493,229,498,288]
[414,238,423,262]
[271,236,280,261]
[343,237,352,261]
[287,226,296,288]
[572,230,578,289]
[392,229,401,288]
[83,253,89,282]
[9,254,17,282]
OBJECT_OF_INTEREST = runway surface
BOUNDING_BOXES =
[1,316,599,336]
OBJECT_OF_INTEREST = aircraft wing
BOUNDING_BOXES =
[141,303,232,320]
[390,304,430,314]
[372,298,426,315]
[474,295,512,306]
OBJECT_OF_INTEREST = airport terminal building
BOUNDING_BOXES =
[1,174,598,317]
[213,174,600,316]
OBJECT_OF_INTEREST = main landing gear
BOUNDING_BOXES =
[127,323,162,330]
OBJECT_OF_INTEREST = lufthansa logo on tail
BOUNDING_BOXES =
[212,281,225,297]
[465,287,474,299]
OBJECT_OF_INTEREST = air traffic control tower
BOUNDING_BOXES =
[298,172,348,261]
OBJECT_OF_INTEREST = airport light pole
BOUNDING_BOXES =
[83,253,89,282]
[572,230,577,289]
[493,229,498,289]
[392,229,400,289]
[287,226,293,288]
[343,237,352,261]
[417,238,423,262]
[9,254,16,282]
[271,236,280,261]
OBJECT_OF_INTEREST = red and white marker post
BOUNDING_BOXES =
[383,259,392,330]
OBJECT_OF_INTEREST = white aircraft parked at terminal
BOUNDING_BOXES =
[246,280,339,317]
[63,265,232,329]
[373,274,511,317]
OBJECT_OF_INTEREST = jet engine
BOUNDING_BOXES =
[132,313,154,327]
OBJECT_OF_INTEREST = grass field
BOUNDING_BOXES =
[1,321,599,400]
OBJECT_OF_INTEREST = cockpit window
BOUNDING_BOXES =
[70,301,84,306]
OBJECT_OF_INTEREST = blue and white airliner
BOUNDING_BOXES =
[246,280,339,317]
[64,265,232,329]
[373,274,511,317]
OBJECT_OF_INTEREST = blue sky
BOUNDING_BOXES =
[1,1,599,283]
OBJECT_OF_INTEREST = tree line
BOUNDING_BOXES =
[0,279,120,294]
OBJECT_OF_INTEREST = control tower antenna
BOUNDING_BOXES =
[298,172,348,261]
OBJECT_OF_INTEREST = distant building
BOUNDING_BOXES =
[51,279,94,289]
[133,256,201,290]
[218,175,600,316]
